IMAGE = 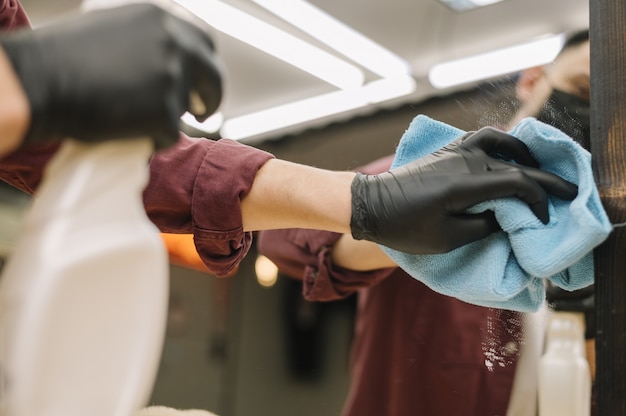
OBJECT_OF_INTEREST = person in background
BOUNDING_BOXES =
[257,29,591,416]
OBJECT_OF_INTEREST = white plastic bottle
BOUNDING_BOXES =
[0,138,169,416]
[538,311,591,416]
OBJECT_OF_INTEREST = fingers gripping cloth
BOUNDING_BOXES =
[381,115,612,312]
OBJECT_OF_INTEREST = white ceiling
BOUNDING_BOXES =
[18,0,589,142]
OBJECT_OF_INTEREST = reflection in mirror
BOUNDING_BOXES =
[152,29,595,415]
[0,0,598,415]
[126,4,591,416]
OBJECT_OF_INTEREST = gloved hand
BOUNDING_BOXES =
[0,3,222,150]
[350,127,579,254]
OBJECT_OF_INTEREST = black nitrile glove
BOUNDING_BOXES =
[350,127,579,254]
[0,3,222,150]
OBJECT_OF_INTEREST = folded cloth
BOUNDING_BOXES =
[380,115,612,312]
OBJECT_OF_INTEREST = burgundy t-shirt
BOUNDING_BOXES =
[257,156,521,416]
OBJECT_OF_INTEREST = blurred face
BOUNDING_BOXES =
[515,40,591,148]
[545,40,591,102]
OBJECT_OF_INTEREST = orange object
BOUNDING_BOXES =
[160,233,239,277]
[160,234,210,273]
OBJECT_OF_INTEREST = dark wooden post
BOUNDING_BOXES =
[590,0,626,414]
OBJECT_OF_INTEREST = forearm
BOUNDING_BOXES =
[241,158,355,233]
[0,48,29,156]
[244,158,396,270]
[331,234,397,271]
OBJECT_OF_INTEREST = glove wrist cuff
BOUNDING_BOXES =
[350,173,372,242]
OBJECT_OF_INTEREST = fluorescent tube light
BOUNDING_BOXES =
[362,75,417,104]
[84,0,414,139]
[173,0,364,89]
[438,0,505,12]
[221,90,367,140]
[221,75,416,140]
[428,34,566,89]
[251,0,411,78]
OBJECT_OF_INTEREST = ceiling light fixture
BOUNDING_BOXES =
[161,0,417,139]
[251,0,411,78]
[428,34,566,89]
[221,75,416,141]
[173,0,364,89]
[438,0,506,12]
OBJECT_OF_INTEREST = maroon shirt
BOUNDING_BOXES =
[0,137,274,277]
[257,156,521,416]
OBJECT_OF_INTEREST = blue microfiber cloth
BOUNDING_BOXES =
[381,115,612,312]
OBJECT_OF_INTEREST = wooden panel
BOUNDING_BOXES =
[590,0,626,413]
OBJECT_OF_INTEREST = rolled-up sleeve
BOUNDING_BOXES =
[0,2,275,277]
[0,135,274,277]
[258,228,394,301]
[147,136,274,276]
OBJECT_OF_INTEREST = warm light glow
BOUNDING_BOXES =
[429,34,566,89]
[252,0,411,78]
[173,0,364,89]
[255,255,279,288]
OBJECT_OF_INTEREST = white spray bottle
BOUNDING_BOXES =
[0,138,168,416]
[538,311,591,416]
